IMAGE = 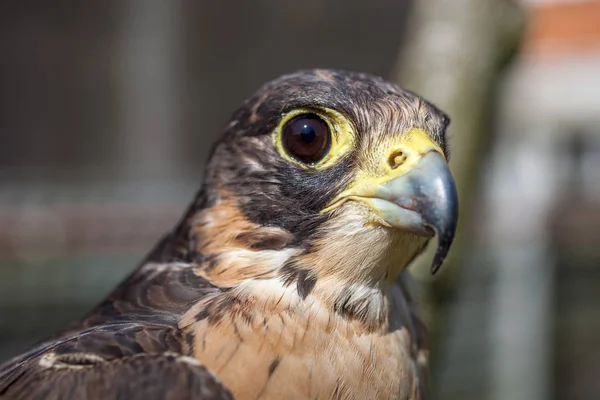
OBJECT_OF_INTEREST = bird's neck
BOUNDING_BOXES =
[164,195,420,332]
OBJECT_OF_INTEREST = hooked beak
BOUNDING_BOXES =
[363,152,458,274]
[322,129,459,274]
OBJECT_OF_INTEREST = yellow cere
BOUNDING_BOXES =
[321,128,445,213]
[273,106,355,169]
[394,127,446,167]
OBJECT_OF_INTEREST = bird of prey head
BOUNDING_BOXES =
[182,69,457,324]
[0,69,458,400]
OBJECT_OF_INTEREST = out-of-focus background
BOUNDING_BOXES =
[1,0,599,398]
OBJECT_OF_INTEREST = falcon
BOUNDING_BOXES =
[0,70,458,400]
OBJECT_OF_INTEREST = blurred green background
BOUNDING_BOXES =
[1,1,600,399]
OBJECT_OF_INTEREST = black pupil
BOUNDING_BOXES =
[300,125,316,143]
[281,114,330,163]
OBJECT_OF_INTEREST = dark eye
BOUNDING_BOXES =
[281,114,330,163]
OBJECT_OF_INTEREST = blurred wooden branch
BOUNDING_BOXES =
[390,0,525,378]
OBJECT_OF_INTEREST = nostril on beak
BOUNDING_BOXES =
[388,150,406,169]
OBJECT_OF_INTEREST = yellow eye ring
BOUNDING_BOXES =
[273,106,355,170]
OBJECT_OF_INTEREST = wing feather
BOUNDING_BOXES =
[1,352,233,400]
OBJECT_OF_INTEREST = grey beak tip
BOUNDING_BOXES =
[429,207,458,275]
[431,247,448,275]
